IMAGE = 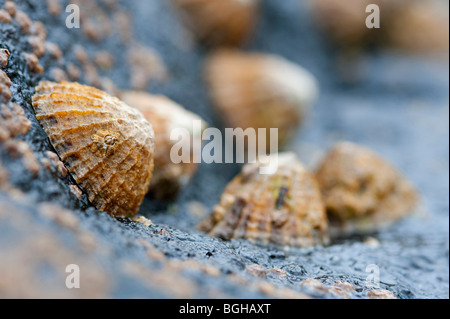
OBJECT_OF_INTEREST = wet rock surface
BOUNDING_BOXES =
[0,0,448,298]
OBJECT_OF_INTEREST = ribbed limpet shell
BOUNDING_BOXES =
[120,91,207,200]
[315,141,419,235]
[198,153,329,247]
[32,81,155,217]
[205,50,319,149]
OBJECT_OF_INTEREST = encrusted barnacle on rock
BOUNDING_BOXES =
[128,45,168,90]
[0,70,12,103]
[45,42,62,60]
[205,50,319,149]
[50,67,68,82]
[198,153,329,247]
[0,102,32,140]
[0,9,12,24]
[315,142,419,235]
[28,35,46,58]
[121,91,206,200]
[22,52,43,74]
[32,81,155,217]
[0,48,10,69]
[172,0,260,47]
[15,10,32,34]
[3,1,16,18]
[46,0,62,17]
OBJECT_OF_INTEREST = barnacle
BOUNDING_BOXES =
[205,50,319,149]
[172,0,260,47]
[315,142,419,235]
[198,153,329,247]
[121,91,206,200]
[32,81,155,217]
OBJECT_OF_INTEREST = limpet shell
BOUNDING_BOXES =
[312,0,449,53]
[205,50,319,149]
[311,0,376,49]
[172,0,260,47]
[32,81,155,217]
[121,91,206,200]
[315,142,419,235]
[198,153,329,247]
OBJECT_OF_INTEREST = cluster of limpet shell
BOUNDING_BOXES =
[32,81,155,217]
[197,142,419,246]
[198,153,329,247]
[30,82,420,247]
[22,1,421,251]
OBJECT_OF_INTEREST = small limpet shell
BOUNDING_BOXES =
[198,153,329,247]
[172,0,260,47]
[315,141,419,235]
[121,91,206,200]
[204,50,319,149]
[32,81,155,217]
[312,0,449,53]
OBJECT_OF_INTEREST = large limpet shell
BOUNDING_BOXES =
[32,81,155,217]
[120,91,206,200]
[172,0,260,47]
[198,153,329,247]
[315,142,419,235]
[204,50,319,149]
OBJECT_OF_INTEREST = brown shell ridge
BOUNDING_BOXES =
[34,96,123,114]
[82,135,151,215]
[237,182,270,239]
[32,89,107,102]
[101,140,153,214]
[58,141,102,167]
[73,133,137,185]
[36,81,109,99]
[49,120,140,188]
[34,93,108,109]
[48,120,121,142]
[34,107,114,122]
[102,157,152,214]
[89,127,152,194]
[41,115,117,137]
[70,139,134,187]
[91,140,146,204]
[78,119,148,174]
[35,109,105,118]
[49,130,125,171]
[35,88,109,101]
[33,86,123,106]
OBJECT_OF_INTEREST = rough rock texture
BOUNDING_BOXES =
[0,0,448,299]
